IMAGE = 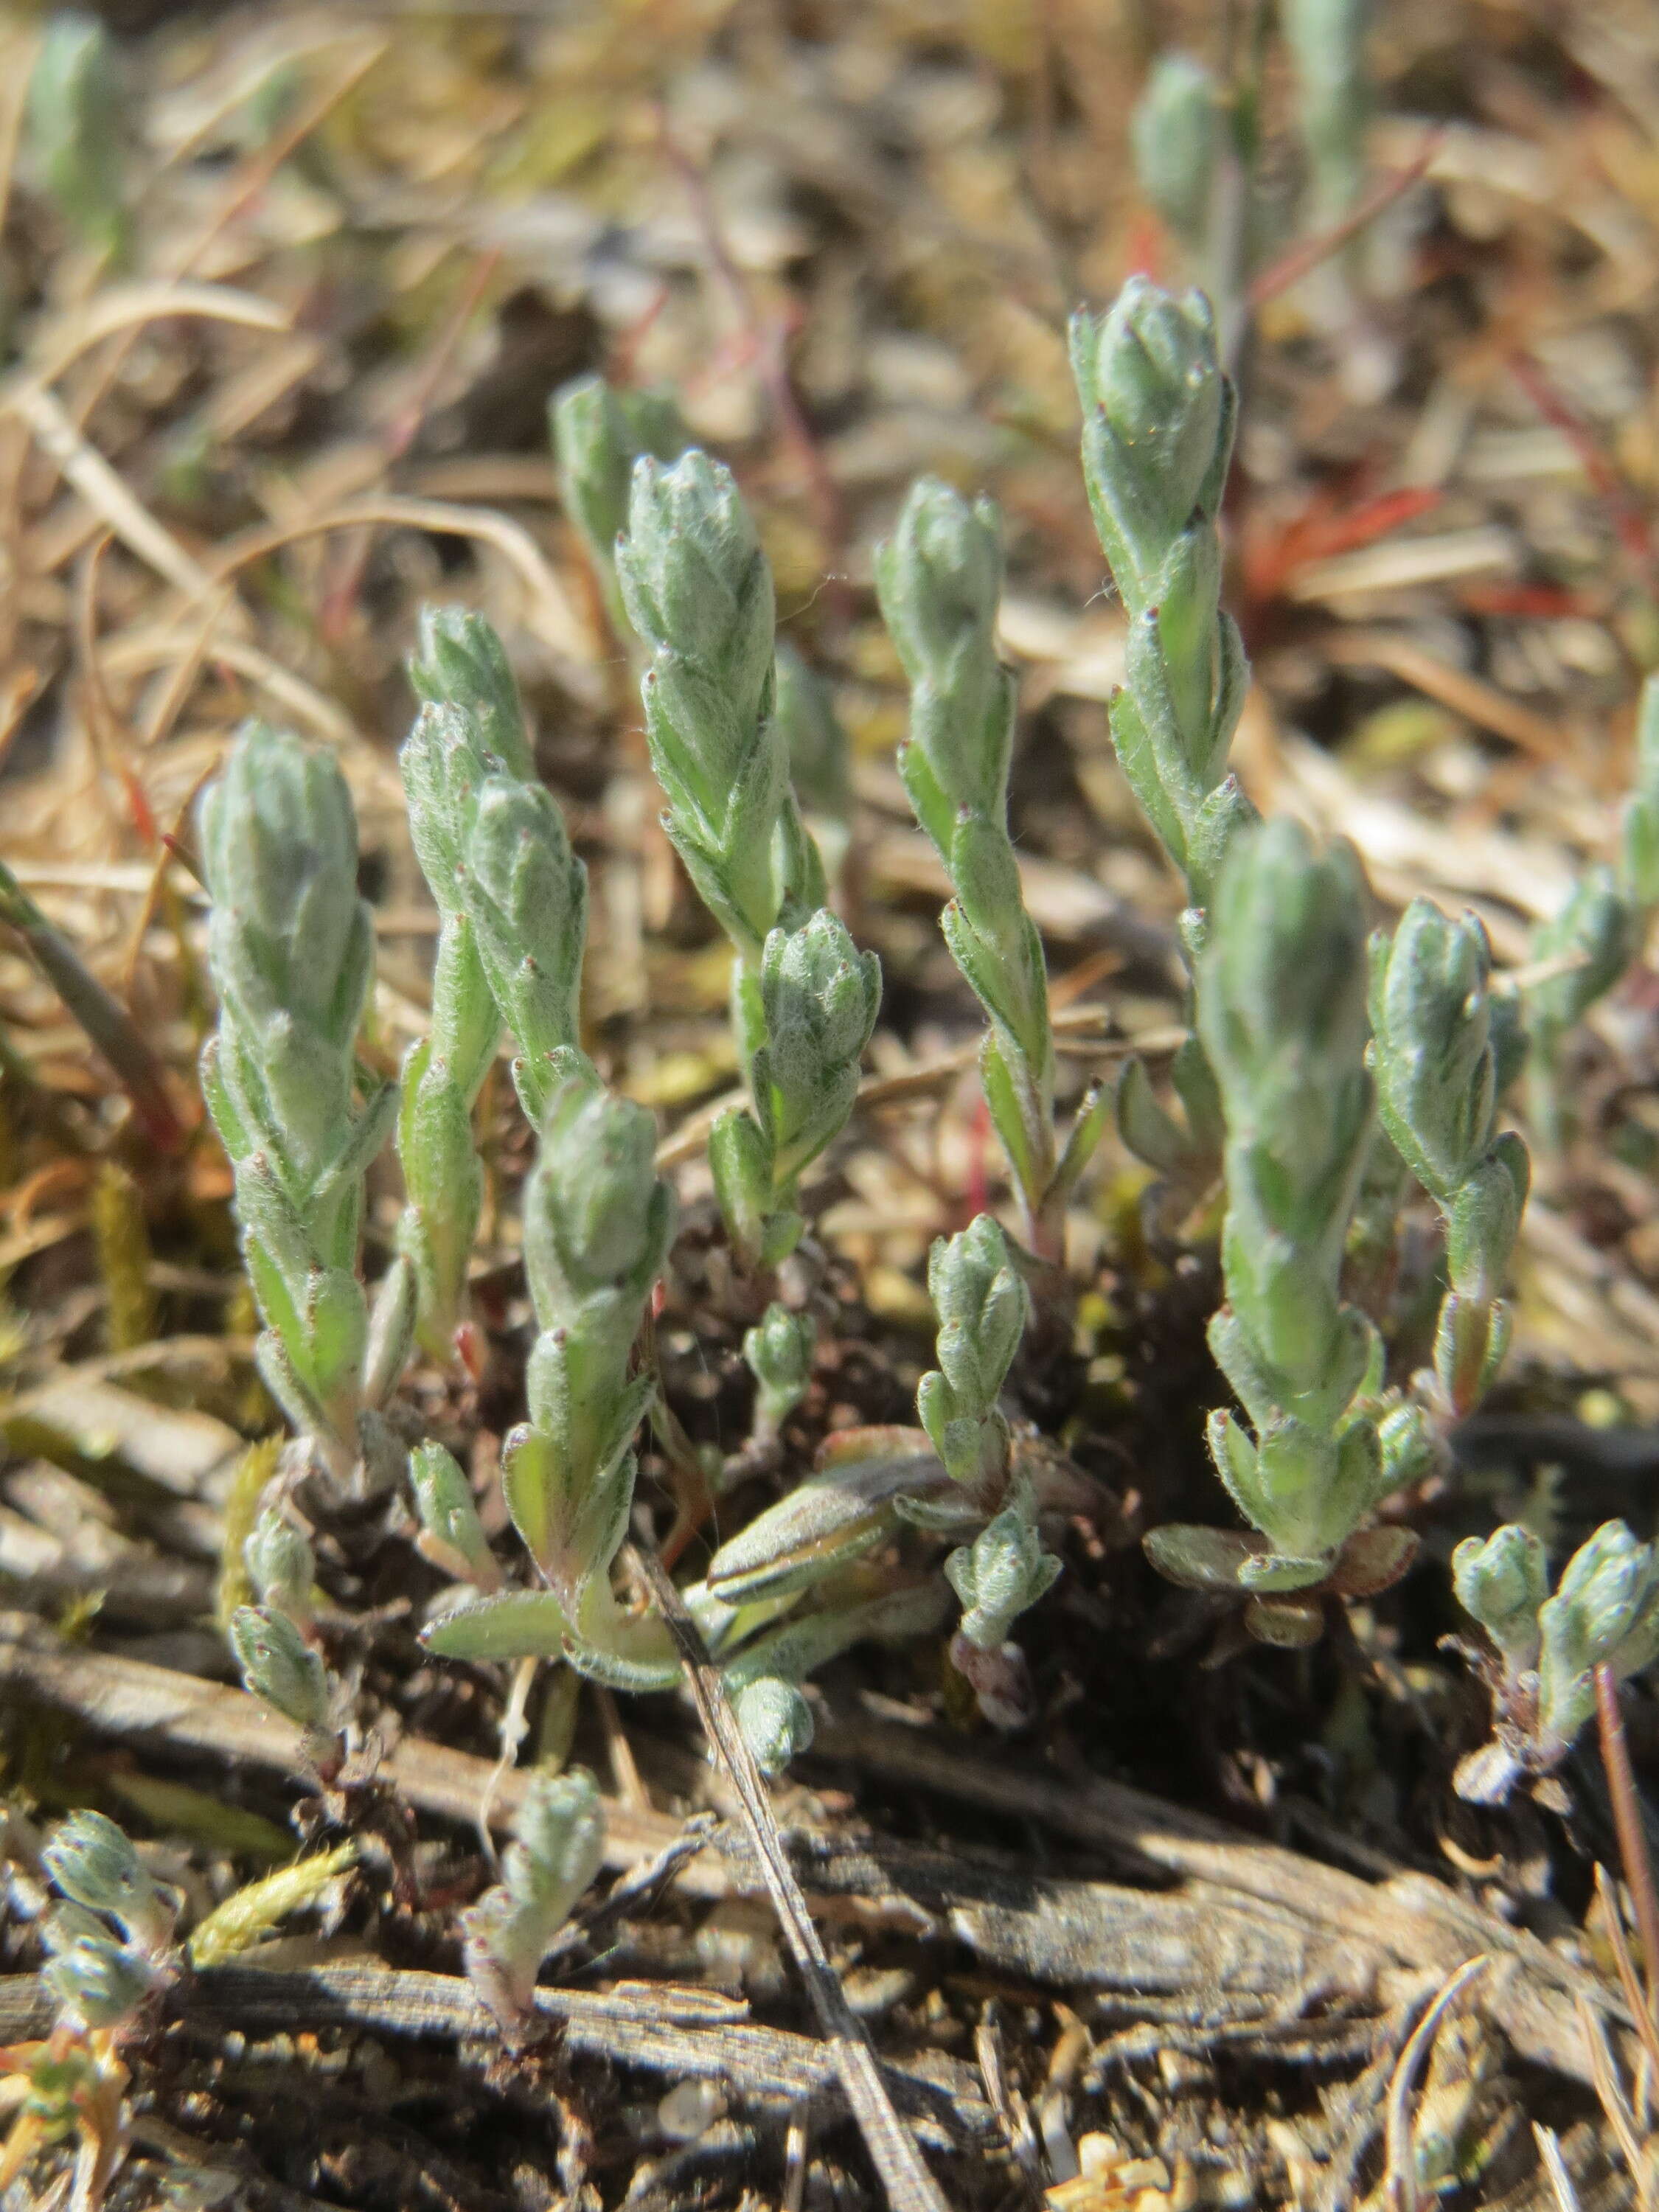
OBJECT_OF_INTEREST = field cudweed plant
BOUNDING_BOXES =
[14,21,1659,2209]
[187,271,1634,1868]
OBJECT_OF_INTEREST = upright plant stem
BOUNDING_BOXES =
[1596,1661,1659,2017]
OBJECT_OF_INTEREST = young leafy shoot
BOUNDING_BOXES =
[552,375,689,636]
[423,1077,679,1686]
[616,448,824,969]
[875,480,1106,1256]
[198,724,408,1486]
[1368,900,1529,1415]
[462,1767,605,2036]
[1144,820,1420,1644]
[615,450,878,1265]
[398,608,589,1359]
[1069,277,1251,1199]
[1453,1520,1659,1804]
[709,910,880,1270]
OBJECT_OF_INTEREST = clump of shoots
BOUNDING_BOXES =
[1144,820,1420,1644]
[709,911,880,1270]
[875,480,1107,1258]
[398,608,589,1359]
[1368,900,1529,1415]
[415,1068,943,1765]
[1452,1521,1659,1804]
[462,1767,605,2037]
[198,724,410,1487]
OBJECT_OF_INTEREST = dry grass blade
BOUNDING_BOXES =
[23,280,291,386]
[1249,131,1445,304]
[1598,1665,1659,2036]
[1594,1861,1659,2086]
[4,381,225,605]
[105,620,358,748]
[626,1543,953,2212]
[0,858,184,1151]
[205,495,589,663]
[1534,2124,1585,2212]
[1318,627,1571,762]
[1576,1993,1652,2208]
[1382,1954,1489,2212]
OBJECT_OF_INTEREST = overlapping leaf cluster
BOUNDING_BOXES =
[397,610,588,1358]
[1453,1521,1659,1802]
[198,727,410,1486]
[876,483,1107,1254]
[616,452,873,1270]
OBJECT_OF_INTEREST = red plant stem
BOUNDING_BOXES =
[654,106,849,623]
[1243,482,1441,608]
[1594,1662,1659,2018]
[1509,350,1659,589]
[321,245,503,639]
[1248,131,1444,307]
